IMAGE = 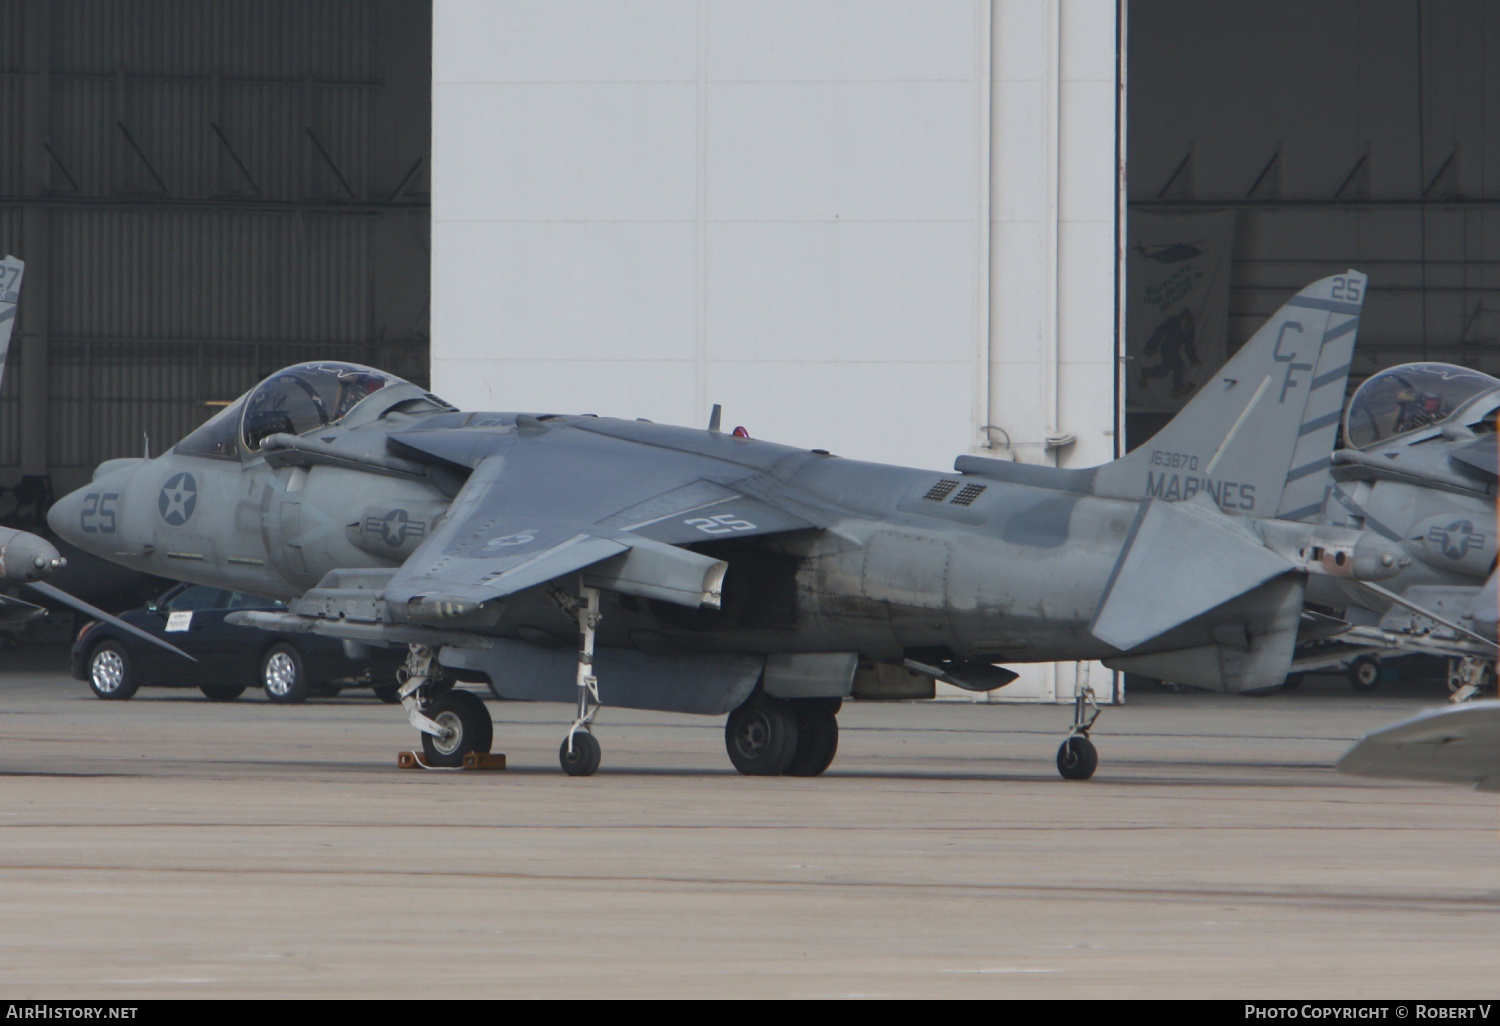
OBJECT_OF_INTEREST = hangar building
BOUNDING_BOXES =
[4,0,1498,699]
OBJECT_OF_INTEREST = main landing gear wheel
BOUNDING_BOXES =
[420,689,494,768]
[559,732,602,776]
[200,683,246,702]
[1347,655,1381,693]
[1056,736,1098,780]
[88,640,138,701]
[725,694,800,776]
[784,699,839,777]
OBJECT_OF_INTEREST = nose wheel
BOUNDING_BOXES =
[1056,673,1101,781]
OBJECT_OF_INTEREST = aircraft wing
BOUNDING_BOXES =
[383,431,821,619]
[1336,701,1500,791]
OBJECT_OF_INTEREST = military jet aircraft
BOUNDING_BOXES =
[1337,700,1500,791]
[52,272,1397,780]
[1290,362,1498,698]
[0,256,193,658]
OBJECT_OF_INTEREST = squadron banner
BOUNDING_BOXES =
[1127,210,1235,413]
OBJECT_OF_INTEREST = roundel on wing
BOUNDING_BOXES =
[158,472,198,526]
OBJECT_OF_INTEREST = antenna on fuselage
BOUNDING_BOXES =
[143,431,150,459]
[708,404,722,433]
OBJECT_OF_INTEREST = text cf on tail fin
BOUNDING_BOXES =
[0,256,22,391]
[1093,271,1367,517]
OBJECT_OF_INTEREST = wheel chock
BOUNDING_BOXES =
[396,750,507,771]
[463,751,507,770]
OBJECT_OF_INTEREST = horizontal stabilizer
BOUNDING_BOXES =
[1337,701,1500,791]
[1090,497,1294,651]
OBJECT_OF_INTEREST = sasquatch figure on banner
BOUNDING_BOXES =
[1127,210,1235,413]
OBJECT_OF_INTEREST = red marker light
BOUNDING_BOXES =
[732,426,750,439]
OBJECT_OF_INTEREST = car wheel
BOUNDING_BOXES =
[261,642,311,704]
[200,683,246,702]
[88,640,139,700]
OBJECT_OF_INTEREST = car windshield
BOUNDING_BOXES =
[1344,363,1500,449]
[241,362,401,452]
[162,585,224,612]
[223,592,285,610]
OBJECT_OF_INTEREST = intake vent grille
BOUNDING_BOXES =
[949,483,987,506]
[923,479,960,502]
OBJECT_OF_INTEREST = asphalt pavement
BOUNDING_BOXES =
[2,646,1496,998]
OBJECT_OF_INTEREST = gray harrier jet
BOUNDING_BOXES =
[0,256,191,656]
[1291,363,1497,698]
[52,272,1390,779]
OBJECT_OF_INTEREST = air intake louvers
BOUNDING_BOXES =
[922,479,987,507]
[923,479,959,502]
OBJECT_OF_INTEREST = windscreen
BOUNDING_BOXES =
[174,397,245,460]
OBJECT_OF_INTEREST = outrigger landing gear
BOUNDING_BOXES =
[1448,656,1495,704]
[1056,667,1100,781]
[558,583,603,777]
[398,644,494,768]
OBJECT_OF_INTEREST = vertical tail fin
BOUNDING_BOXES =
[0,256,24,394]
[1094,271,1366,517]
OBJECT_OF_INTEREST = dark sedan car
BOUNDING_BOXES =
[72,582,402,703]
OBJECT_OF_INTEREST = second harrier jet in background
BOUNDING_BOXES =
[52,273,1393,780]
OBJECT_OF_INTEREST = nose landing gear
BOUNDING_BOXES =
[1056,671,1101,781]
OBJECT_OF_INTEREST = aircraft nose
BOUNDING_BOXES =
[0,528,65,582]
[47,484,92,552]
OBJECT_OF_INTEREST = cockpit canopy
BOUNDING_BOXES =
[1344,363,1500,450]
[175,362,413,460]
[241,362,398,451]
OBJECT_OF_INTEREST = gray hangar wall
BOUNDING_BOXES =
[0,0,433,505]
[1129,0,1500,417]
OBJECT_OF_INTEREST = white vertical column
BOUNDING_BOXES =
[973,0,994,451]
[987,0,1121,702]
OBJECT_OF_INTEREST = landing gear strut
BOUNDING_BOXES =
[557,583,603,777]
[1448,656,1495,704]
[1056,666,1100,781]
[399,643,494,768]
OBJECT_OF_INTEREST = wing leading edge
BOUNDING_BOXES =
[383,435,821,622]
